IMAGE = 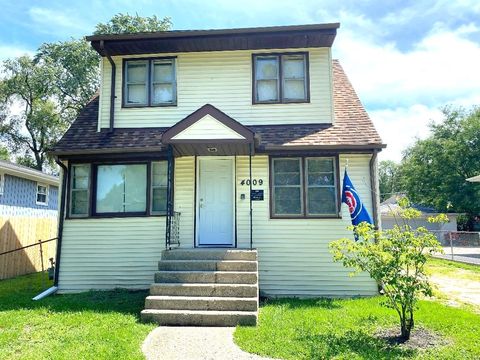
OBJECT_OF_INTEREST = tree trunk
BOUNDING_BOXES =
[400,310,414,340]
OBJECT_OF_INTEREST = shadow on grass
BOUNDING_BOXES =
[0,272,148,319]
[260,297,342,310]
[298,330,416,360]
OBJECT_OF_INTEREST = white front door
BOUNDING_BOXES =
[197,158,234,246]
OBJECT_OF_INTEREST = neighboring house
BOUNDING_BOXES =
[380,195,458,235]
[0,160,59,279]
[51,23,385,325]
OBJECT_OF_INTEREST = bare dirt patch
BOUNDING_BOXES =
[376,327,450,351]
[430,274,480,307]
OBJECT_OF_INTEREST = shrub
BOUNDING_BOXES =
[330,198,446,340]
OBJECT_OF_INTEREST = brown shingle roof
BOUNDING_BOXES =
[51,60,384,155]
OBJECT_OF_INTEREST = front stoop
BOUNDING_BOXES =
[141,249,258,326]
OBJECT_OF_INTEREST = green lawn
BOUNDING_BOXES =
[0,272,155,360]
[426,257,480,281]
[235,295,480,359]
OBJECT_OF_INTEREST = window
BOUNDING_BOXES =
[271,158,303,215]
[124,58,176,107]
[0,173,4,195]
[95,164,147,214]
[70,164,90,217]
[271,156,338,218]
[68,161,170,218]
[151,162,168,214]
[253,53,308,104]
[36,183,48,205]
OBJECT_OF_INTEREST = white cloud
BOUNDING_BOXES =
[334,23,480,109]
[0,45,32,61]
[28,7,90,35]
[372,105,444,162]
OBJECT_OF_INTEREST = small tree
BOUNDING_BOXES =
[330,198,446,340]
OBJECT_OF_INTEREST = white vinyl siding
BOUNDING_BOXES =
[58,154,377,297]
[99,47,333,128]
[58,217,164,292]
[235,154,377,297]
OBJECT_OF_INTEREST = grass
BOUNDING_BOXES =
[426,257,480,281]
[235,297,480,359]
[0,272,155,360]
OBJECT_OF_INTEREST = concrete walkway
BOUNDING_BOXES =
[142,326,276,360]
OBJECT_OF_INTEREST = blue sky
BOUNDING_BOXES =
[1,0,479,161]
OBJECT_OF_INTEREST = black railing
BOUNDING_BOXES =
[166,211,181,249]
[165,145,180,249]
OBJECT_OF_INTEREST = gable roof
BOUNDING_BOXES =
[162,104,254,144]
[51,60,384,156]
[87,23,339,56]
[0,160,59,186]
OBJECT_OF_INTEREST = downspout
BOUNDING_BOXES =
[100,40,116,132]
[53,158,68,287]
[33,157,67,300]
[369,149,379,229]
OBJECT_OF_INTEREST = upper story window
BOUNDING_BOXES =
[123,58,177,107]
[36,183,48,206]
[253,53,309,104]
[0,173,4,195]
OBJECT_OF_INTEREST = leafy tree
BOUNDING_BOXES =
[0,56,59,170]
[94,13,172,35]
[330,199,446,340]
[379,160,401,201]
[0,14,172,171]
[400,106,480,214]
[0,146,9,161]
[36,39,100,118]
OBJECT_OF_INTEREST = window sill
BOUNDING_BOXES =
[122,103,177,109]
[66,214,167,220]
[253,99,310,105]
[270,215,342,220]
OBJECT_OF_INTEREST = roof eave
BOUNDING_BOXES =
[88,24,339,56]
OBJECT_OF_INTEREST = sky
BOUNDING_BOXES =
[1,0,479,162]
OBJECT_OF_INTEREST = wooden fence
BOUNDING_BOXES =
[0,216,57,280]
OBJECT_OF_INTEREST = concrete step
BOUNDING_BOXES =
[150,283,258,298]
[141,309,257,326]
[145,295,258,311]
[161,249,257,261]
[158,260,257,272]
[154,271,257,284]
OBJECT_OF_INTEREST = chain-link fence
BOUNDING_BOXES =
[431,231,480,265]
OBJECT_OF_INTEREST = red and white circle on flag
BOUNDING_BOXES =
[345,190,357,214]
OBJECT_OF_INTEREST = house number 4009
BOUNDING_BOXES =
[240,179,263,186]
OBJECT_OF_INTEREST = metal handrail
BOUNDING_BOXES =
[0,237,58,256]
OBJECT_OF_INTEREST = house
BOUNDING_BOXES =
[380,195,458,242]
[0,160,59,279]
[51,23,385,326]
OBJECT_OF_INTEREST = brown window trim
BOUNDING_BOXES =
[252,52,310,105]
[122,56,177,108]
[269,155,340,219]
[66,159,169,220]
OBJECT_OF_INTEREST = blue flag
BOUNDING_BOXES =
[342,170,372,226]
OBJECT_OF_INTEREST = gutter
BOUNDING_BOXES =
[53,158,68,287]
[369,149,379,229]
[100,40,116,132]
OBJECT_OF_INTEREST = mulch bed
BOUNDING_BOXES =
[376,326,450,351]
